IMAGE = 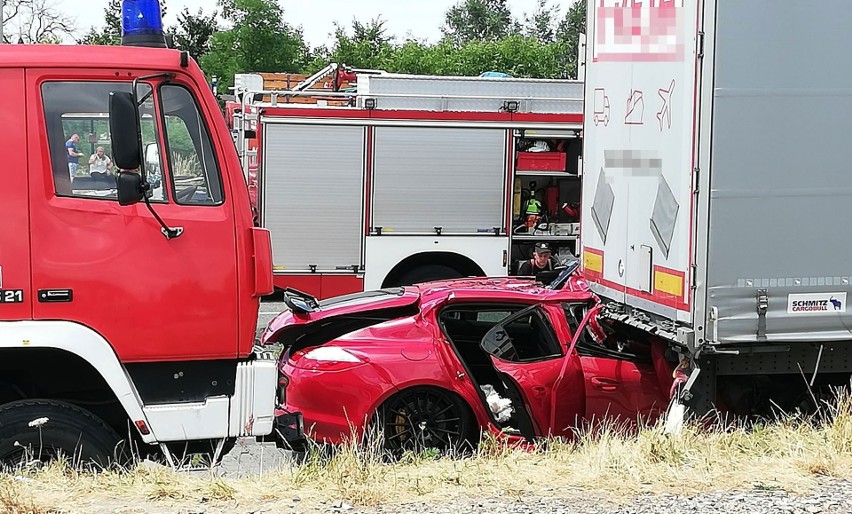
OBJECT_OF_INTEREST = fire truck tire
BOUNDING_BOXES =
[396,264,463,286]
[0,399,126,468]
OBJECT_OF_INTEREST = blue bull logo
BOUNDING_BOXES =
[831,297,842,311]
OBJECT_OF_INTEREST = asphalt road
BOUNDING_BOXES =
[256,298,288,338]
[215,298,297,476]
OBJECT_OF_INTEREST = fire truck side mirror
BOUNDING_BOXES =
[116,171,145,206]
[109,91,142,171]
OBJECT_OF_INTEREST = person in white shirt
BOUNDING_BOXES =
[88,146,113,177]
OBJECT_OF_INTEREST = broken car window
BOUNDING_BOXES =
[440,304,562,363]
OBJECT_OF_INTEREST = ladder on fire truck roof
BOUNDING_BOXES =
[290,62,386,91]
[234,72,583,114]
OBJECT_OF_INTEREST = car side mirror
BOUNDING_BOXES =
[117,171,144,206]
[109,91,141,171]
[145,142,159,168]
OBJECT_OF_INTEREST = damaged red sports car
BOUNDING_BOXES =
[262,274,680,452]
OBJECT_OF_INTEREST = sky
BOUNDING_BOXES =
[49,0,572,47]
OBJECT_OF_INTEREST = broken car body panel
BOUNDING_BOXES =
[263,277,676,446]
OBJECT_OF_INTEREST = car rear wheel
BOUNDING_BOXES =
[373,387,475,454]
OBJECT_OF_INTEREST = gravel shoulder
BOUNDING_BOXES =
[46,478,852,514]
[362,480,852,514]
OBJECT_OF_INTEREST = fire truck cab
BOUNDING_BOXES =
[0,19,281,464]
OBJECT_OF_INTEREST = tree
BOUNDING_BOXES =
[78,0,167,46]
[523,0,559,44]
[168,7,219,62]
[4,0,75,44]
[554,0,586,78]
[442,0,520,46]
[352,17,391,55]
[201,0,309,90]
[78,0,121,45]
[314,16,394,71]
[390,36,561,78]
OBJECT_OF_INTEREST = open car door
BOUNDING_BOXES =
[479,305,585,438]
[568,303,669,425]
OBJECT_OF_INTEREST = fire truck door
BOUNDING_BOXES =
[0,69,32,321]
[27,75,239,362]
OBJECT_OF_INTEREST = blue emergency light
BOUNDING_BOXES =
[121,0,167,48]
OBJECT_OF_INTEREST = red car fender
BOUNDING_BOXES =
[387,345,497,431]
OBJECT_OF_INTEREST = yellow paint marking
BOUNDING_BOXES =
[655,270,683,297]
[584,251,603,273]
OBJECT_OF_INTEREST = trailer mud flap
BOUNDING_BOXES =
[665,368,694,436]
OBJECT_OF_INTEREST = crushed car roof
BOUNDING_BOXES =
[413,276,593,303]
[261,276,594,345]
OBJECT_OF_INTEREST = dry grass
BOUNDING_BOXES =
[4,397,852,513]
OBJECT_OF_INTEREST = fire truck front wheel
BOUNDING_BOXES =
[0,399,127,468]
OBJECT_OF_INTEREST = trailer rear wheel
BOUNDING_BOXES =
[0,399,126,469]
[396,264,463,286]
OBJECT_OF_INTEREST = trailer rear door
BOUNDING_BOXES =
[581,1,701,324]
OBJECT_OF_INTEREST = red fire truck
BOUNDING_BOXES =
[0,1,292,466]
[229,70,585,299]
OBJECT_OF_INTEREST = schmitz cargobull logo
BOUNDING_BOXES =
[787,293,847,315]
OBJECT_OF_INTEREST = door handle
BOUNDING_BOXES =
[590,377,619,392]
[38,289,73,303]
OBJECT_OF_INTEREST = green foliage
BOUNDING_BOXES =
[78,0,167,46]
[77,0,121,46]
[200,0,309,91]
[72,0,587,85]
[311,17,395,71]
[168,8,219,62]
[317,33,572,80]
[315,0,586,79]
[165,116,196,159]
[523,0,560,44]
[442,0,520,46]
[554,0,587,79]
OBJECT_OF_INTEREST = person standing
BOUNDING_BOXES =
[517,242,560,278]
[88,146,113,177]
[66,134,84,181]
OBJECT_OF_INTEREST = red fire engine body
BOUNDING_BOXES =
[229,72,586,300]
[0,43,289,465]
